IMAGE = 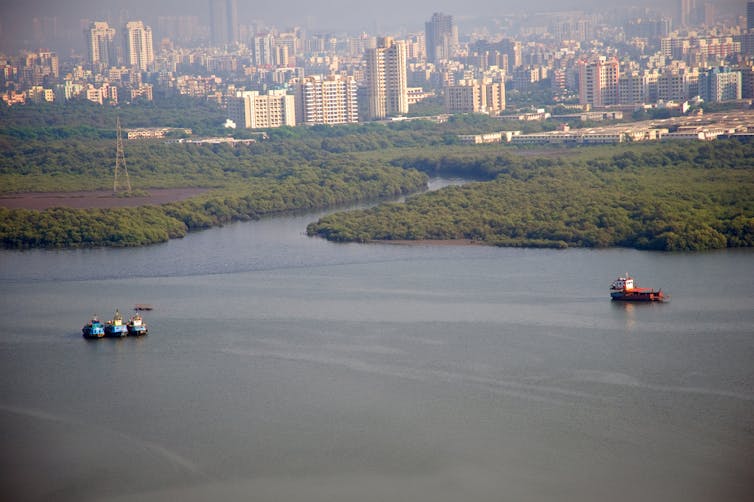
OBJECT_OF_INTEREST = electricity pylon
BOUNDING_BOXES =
[114,116,132,194]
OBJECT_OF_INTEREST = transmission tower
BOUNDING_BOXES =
[113,116,132,194]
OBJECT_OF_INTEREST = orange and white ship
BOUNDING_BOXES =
[610,274,666,302]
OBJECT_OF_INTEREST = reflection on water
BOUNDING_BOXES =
[612,300,637,330]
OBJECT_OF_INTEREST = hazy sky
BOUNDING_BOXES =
[0,0,747,51]
[0,0,684,29]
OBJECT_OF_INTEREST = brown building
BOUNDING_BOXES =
[445,79,506,115]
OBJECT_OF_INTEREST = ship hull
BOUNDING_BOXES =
[82,320,105,339]
[127,325,148,336]
[82,328,105,339]
[104,325,128,337]
[611,291,665,302]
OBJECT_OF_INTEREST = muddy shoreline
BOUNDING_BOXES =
[0,188,209,210]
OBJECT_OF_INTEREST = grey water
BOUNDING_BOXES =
[1,181,753,501]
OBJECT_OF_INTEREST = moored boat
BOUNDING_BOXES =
[82,315,105,339]
[610,274,666,302]
[104,309,128,337]
[127,312,148,336]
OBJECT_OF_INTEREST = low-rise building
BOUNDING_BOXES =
[126,127,192,140]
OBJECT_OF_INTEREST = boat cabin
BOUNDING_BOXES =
[611,275,634,291]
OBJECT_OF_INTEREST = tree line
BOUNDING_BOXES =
[2,98,753,251]
[0,165,427,248]
[308,140,754,251]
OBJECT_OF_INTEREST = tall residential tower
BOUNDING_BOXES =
[124,21,154,71]
[678,0,696,28]
[425,12,457,64]
[295,75,359,125]
[578,56,619,108]
[363,37,408,120]
[210,0,239,46]
[85,21,116,70]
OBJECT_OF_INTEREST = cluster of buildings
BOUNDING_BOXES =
[576,53,742,109]
[2,1,754,132]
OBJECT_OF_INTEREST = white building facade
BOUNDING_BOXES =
[227,90,296,129]
[295,75,359,125]
[364,37,408,120]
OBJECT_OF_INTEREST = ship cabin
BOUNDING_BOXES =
[611,275,635,291]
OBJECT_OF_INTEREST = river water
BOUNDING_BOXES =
[1,181,753,502]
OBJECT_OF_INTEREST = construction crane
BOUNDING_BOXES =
[113,116,132,194]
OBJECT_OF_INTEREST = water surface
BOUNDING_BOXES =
[1,188,752,502]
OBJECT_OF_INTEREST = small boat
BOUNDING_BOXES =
[104,309,128,337]
[82,315,105,339]
[610,273,666,302]
[134,304,153,311]
[127,312,148,336]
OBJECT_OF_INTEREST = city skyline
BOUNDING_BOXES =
[1,1,748,50]
[0,0,749,113]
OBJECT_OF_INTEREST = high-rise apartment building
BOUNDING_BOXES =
[698,67,742,102]
[618,71,646,105]
[363,37,408,120]
[85,21,116,69]
[678,0,696,28]
[210,0,238,46]
[748,2,754,31]
[425,12,457,63]
[657,66,699,101]
[578,56,619,108]
[124,21,154,71]
[498,38,522,72]
[295,75,359,125]
[445,79,505,115]
[227,90,296,129]
[157,16,202,44]
[741,67,754,99]
[252,33,275,67]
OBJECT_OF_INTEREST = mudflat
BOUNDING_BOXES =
[0,188,209,210]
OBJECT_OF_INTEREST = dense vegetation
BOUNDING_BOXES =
[2,99,752,251]
[0,97,228,140]
[0,100,444,248]
[308,141,754,251]
[0,164,426,248]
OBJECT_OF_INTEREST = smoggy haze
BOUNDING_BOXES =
[1,0,746,52]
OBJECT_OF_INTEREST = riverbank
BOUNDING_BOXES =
[371,239,483,246]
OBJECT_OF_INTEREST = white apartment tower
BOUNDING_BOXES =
[364,37,408,120]
[578,56,619,108]
[252,33,275,67]
[295,75,359,125]
[85,21,116,69]
[124,21,154,71]
[227,90,296,129]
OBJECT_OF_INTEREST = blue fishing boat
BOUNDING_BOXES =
[82,315,105,339]
[104,309,128,337]
[127,312,148,336]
